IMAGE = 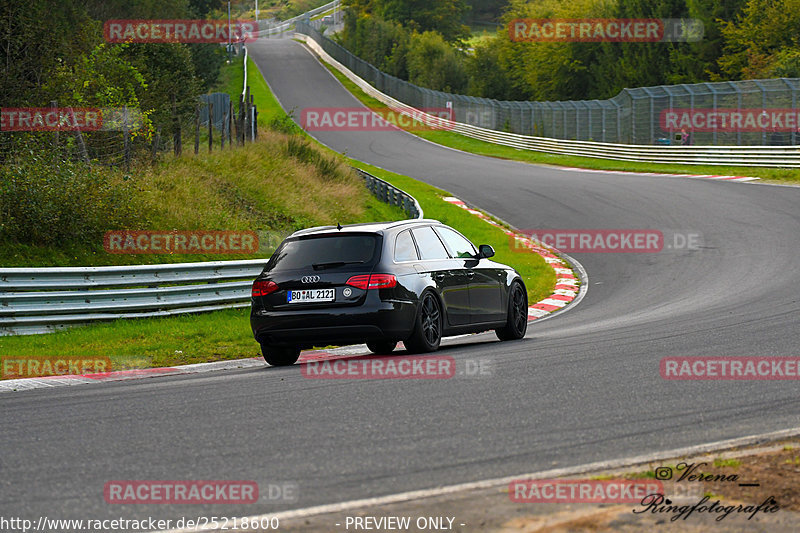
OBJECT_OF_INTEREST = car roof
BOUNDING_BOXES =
[289,219,443,237]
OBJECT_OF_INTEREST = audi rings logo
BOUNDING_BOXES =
[301,276,320,284]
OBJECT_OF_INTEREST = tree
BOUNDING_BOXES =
[344,0,470,42]
[467,38,513,99]
[0,0,98,106]
[406,31,468,92]
[667,0,747,83]
[718,0,800,79]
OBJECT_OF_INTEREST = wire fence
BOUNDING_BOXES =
[296,22,800,147]
[0,47,258,170]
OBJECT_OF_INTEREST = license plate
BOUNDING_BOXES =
[288,289,335,303]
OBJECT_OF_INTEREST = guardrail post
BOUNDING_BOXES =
[221,107,226,150]
[208,102,214,152]
[237,95,244,145]
[249,94,255,140]
[783,78,797,146]
[793,86,798,146]
[245,86,251,142]
[194,104,200,155]
[151,126,161,162]
[123,105,131,171]
[601,106,606,143]
[173,95,182,156]
[253,105,258,139]
[229,101,235,149]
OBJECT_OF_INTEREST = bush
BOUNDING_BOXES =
[0,142,149,247]
[268,111,303,135]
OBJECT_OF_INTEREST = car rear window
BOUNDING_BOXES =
[268,234,380,271]
[394,230,418,262]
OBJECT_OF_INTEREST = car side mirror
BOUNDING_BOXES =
[477,244,495,259]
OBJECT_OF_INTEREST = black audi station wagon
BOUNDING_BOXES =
[250,220,528,366]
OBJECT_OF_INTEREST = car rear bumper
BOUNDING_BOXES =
[250,299,417,348]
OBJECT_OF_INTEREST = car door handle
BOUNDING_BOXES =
[466,270,475,278]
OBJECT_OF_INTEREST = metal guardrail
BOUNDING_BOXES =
[0,260,265,336]
[355,168,423,219]
[0,169,421,336]
[297,25,800,167]
[253,1,338,37]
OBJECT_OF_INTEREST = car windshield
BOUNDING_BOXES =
[268,234,380,271]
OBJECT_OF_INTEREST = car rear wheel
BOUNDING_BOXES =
[366,340,397,355]
[496,281,528,341]
[404,292,442,353]
[261,344,301,366]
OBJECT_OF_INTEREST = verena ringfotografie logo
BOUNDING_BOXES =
[104,20,257,43]
[510,479,664,503]
[302,356,456,379]
[2,357,112,379]
[1,108,143,132]
[661,109,800,132]
[661,357,800,380]
[300,107,454,132]
[104,481,259,504]
[103,231,259,254]
[510,19,703,43]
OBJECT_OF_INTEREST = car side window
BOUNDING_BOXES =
[434,227,477,259]
[411,227,450,260]
[394,230,418,262]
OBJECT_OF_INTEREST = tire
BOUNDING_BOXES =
[366,340,397,355]
[261,344,301,366]
[404,292,443,353]
[496,281,528,341]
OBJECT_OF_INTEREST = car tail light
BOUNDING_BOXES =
[346,274,397,290]
[252,280,278,297]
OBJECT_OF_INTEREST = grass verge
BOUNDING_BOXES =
[318,55,800,184]
[0,309,258,370]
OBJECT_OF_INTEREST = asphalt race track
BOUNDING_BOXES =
[2,37,799,526]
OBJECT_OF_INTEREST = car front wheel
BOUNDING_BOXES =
[496,281,528,341]
[261,344,301,366]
